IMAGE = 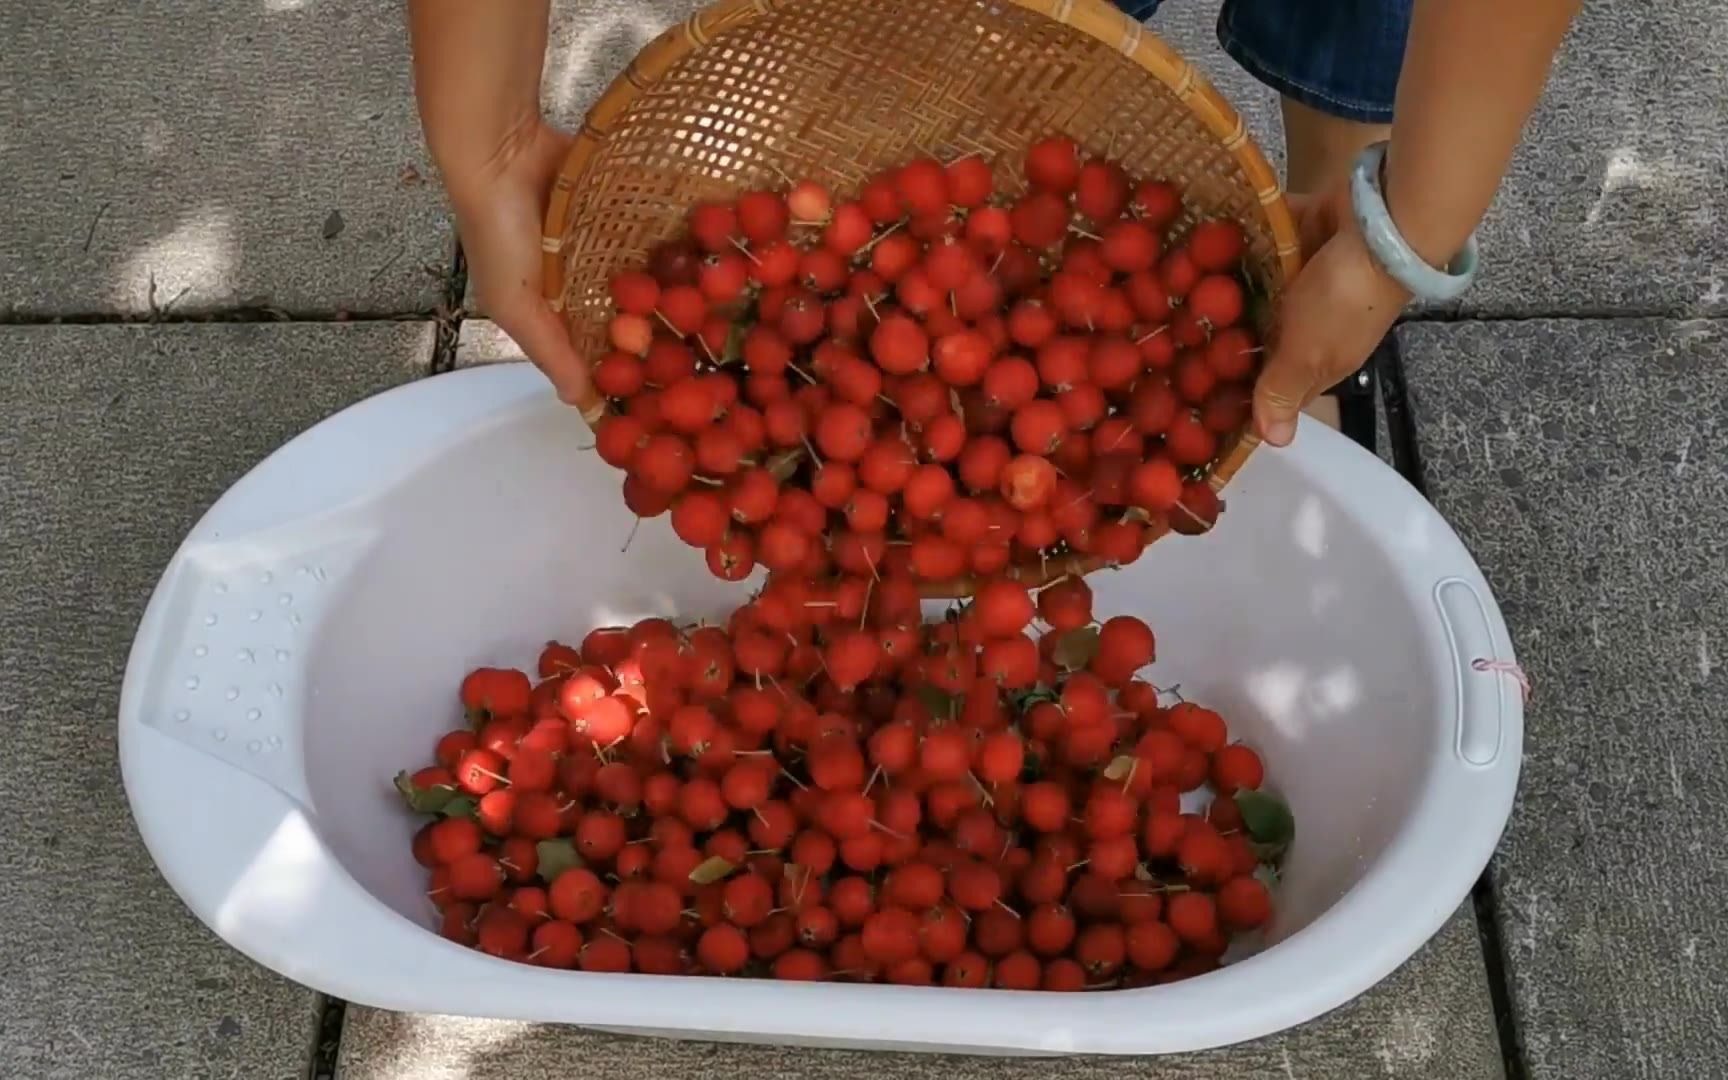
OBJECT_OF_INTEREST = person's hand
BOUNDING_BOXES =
[445,118,592,408]
[1253,180,1412,447]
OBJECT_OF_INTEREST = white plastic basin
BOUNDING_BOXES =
[119,362,1521,1055]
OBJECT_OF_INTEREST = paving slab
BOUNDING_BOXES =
[1163,0,1728,317]
[336,900,1498,1078]
[0,3,452,318]
[453,318,537,367]
[1434,4,1728,316]
[1399,319,1728,1078]
[1146,0,1285,172]
[0,322,436,1078]
[1165,1,1728,317]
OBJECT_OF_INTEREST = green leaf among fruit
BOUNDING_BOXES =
[393,771,465,815]
[688,855,738,885]
[1234,788,1295,862]
[535,838,585,882]
[1053,626,1101,670]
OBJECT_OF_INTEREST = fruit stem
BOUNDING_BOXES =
[1031,572,1071,593]
[967,770,995,806]
[1170,498,1214,532]
[868,818,908,840]
[728,236,762,265]
[860,219,904,253]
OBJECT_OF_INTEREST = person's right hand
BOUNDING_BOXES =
[1251,181,1410,447]
[446,118,592,408]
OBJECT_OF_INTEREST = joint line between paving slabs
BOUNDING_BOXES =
[1373,336,1430,497]
[428,236,469,374]
[1375,334,1530,1080]
[1334,361,1378,456]
[0,308,448,327]
[1399,309,1728,326]
[303,993,348,1080]
[1470,878,1529,1080]
[2,307,1714,332]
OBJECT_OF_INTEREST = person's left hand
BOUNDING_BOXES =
[1252,180,1413,447]
[445,118,591,409]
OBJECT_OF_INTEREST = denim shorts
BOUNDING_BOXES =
[1113,0,1413,125]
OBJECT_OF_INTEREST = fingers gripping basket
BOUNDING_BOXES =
[542,0,1302,596]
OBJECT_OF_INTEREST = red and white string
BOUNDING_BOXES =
[1471,658,1532,702]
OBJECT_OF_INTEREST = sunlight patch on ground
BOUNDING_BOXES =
[112,209,238,312]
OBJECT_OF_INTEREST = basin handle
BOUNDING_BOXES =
[1433,577,1522,767]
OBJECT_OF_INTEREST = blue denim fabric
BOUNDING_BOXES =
[1113,0,1413,125]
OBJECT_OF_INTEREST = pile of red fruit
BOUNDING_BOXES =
[589,135,1260,588]
[394,132,1293,988]
[397,575,1294,988]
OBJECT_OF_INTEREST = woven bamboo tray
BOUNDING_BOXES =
[543,0,1301,597]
